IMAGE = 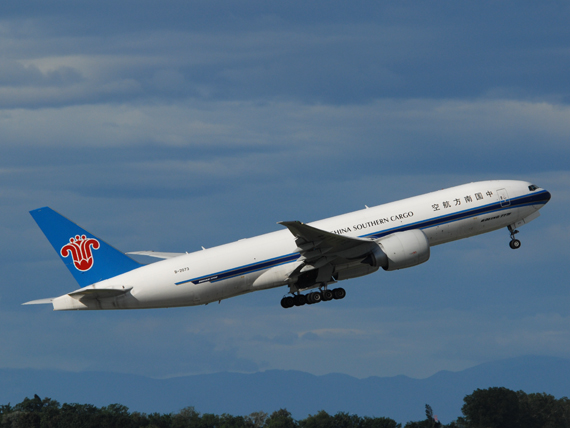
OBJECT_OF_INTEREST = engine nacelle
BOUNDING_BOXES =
[366,229,430,271]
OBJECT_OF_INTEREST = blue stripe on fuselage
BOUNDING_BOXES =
[362,189,550,239]
[175,253,299,286]
[175,190,549,286]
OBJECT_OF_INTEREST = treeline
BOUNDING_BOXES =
[1,387,569,428]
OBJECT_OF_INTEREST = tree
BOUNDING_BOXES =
[245,411,268,428]
[517,391,570,428]
[265,409,298,428]
[147,411,173,428]
[199,412,221,428]
[461,387,521,428]
[361,415,401,428]
[13,394,60,414]
[403,404,442,428]
[57,403,104,428]
[0,403,13,419]
[172,406,201,428]
[298,410,332,428]
[218,413,250,428]
[331,411,364,428]
[99,403,134,428]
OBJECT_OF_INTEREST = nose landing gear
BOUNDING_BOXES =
[508,225,521,249]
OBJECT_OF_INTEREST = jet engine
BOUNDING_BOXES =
[365,229,430,271]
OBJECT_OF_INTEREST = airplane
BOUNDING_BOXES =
[24,180,551,311]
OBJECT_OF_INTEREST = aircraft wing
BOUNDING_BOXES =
[278,221,377,272]
[126,251,185,259]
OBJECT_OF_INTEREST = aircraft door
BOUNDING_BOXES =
[497,188,510,207]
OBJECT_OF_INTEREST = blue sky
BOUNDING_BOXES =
[1,1,569,384]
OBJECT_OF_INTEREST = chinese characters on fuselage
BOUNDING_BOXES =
[432,190,494,212]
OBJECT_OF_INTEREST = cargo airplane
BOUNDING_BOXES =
[24,180,550,311]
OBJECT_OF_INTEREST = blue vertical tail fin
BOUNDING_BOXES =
[30,207,141,287]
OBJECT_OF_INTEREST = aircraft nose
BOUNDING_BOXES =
[537,189,552,206]
[544,190,552,203]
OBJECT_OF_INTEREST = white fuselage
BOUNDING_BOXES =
[52,180,550,310]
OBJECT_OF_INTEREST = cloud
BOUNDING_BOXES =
[0,0,568,382]
[1,99,567,196]
[253,332,300,346]
[0,309,260,377]
[0,61,82,87]
[1,2,570,107]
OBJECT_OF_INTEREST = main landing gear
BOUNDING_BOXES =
[280,288,346,309]
[508,225,521,249]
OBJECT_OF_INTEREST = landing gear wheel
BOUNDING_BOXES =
[307,291,322,304]
[507,226,520,249]
[294,294,307,306]
[313,291,322,303]
[280,296,294,308]
[332,288,346,300]
[322,289,334,301]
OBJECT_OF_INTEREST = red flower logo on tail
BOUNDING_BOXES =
[60,235,100,272]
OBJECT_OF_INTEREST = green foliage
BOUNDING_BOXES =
[245,411,268,428]
[299,409,401,428]
[265,409,297,428]
[459,387,570,428]
[1,388,569,428]
[403,403,445,428]
[360,416,401,428]
[298,410,332,428]
[462,387,521,428]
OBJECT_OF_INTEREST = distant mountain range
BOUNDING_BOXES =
[1,355,569,424]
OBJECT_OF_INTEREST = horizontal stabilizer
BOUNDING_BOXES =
[127,251,185,259]
[68,286,133,299]
[22,298,55,305]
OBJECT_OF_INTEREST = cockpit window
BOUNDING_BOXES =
[528,184,539,191]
